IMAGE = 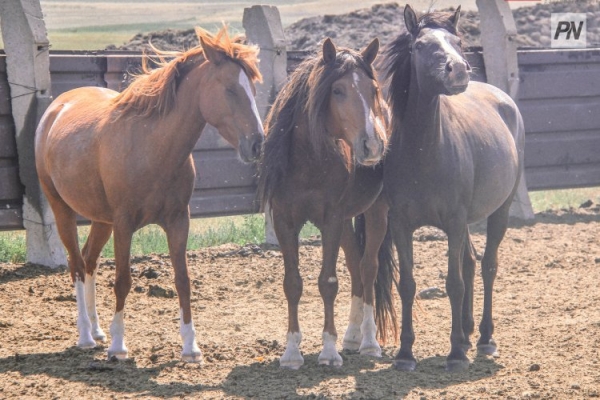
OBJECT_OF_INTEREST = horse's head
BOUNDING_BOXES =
[404,4,471,96]
[197,30,264,163]
[314,38,388,166]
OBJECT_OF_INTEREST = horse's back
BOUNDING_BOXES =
[442,81,523,222]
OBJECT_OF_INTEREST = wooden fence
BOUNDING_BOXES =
[1,47,600,230]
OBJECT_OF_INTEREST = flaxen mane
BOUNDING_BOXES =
[258,46,383,208]
[112,26,262,119]
[377,9,460,123]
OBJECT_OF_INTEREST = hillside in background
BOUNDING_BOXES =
[106,1,600,52]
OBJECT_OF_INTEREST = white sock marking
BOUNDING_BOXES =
[343,296,364,350]
[359,303,381,356]
[75,276,95,347]
[180,309,201,358]
[108,310,127,358]
[281,331,304,369]
[85,271,105,340]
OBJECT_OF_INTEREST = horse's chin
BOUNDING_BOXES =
[444,83,469,96]
[355,156,382,167]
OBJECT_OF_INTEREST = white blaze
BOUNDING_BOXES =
[353,72,375,139]
[431,30,462,60]
[238,70,264,134]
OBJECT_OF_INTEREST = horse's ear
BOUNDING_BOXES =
[322,38,337,64]
[404,4,419,35]
[451,5,461,30]
[200,37,224,65]
[361,38,379,66]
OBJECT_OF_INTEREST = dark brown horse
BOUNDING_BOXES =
[258,38,397,369]
[35,27,264,362]
[378,5,524,371]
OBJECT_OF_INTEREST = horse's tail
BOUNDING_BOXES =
[355,213,399,344]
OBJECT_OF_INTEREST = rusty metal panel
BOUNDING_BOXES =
[0,165,22,200]
[105,54,143,92]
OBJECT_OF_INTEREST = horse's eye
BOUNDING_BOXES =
[332,87,343,96]
[226,88,236,96]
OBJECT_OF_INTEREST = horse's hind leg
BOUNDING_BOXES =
[273,209,304,369]
[82,222,112,342]
[478,200,511,356]
[461,228,476,351]
[340,219,364,352]
[106,221,134,360]
[163,210,202,363]
[45,192,96,348]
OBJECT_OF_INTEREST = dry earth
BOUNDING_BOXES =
[1,206,599,399]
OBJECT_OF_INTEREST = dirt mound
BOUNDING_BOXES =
[106,2,600,52]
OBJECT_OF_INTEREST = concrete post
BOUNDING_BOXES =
[0,0,67,266]
[243,5,288,245]
[476,0,535,220]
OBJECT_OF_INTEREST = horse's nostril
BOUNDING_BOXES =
[446,61,453,73]
[363,139,370,158]
[252,140,262,158]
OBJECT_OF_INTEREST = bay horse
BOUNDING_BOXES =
[35,27,264,362]
[378,5,524,371]
[258,38,397,369]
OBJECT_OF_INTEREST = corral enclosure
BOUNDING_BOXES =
[0,2,600,399]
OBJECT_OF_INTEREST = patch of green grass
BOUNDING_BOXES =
[0,232,27,264]
[529,187,600,212]
[0,214,320,262]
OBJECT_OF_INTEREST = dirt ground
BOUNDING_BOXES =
[1,207,599,399]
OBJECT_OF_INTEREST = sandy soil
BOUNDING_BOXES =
[1,207,599,399]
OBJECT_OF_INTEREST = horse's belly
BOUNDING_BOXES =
[468,160,519,223]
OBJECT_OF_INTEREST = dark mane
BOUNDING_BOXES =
[377,9,460,123]
[258,46,378,208]
[111,26,261,119]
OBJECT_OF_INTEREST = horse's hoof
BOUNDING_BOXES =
[446,358,470,372]
[77,336,97,349]
[107,350,128,361]
[182,350,203,363]
[393,358,417,371]
[279,358,304,370]
[342,339,361,352]
[92,329,107,342]
[318,355,343,368]
[359,344,382,358]
[477,340,499,357]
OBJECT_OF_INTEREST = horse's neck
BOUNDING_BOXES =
[399,79,442,152]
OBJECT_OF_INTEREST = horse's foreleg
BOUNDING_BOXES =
[273,211,304,369]
[82,222,113,342]
[164,211,202,363]
[107,222,133,360]
[318,215,344,367]
[390,214,416,371]
[445,221,470,372]
[47,195,96,349]
[461,229,476,352]
[339,219,364,352]
[478,200,511,357]
[358,198,390,357]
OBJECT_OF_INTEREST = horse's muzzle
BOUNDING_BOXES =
[239,133,264,163]
[356,136,385,166]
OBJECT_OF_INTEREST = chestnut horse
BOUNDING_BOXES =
[378,5,524,371]
[258,38,397,369]
[35,27,264,362]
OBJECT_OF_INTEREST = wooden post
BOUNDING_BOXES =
[476,0,535,220]
[243,5,288,245]
[0,0,67,266]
